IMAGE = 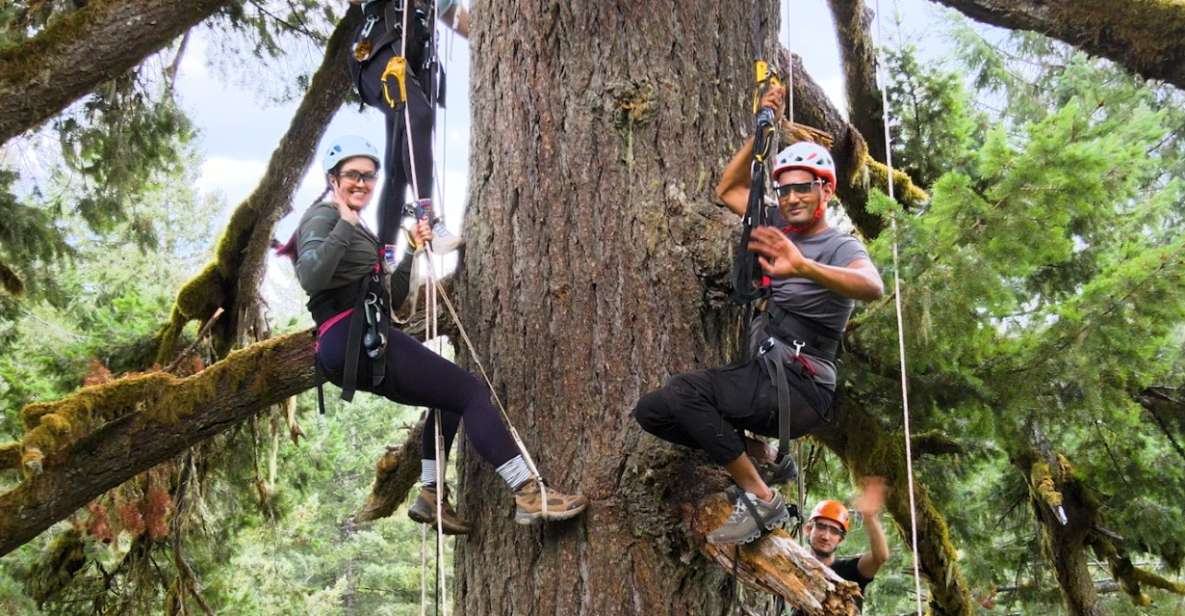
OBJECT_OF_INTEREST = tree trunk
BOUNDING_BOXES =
[1017,451,1106,616]
[455,0,773,613]
[0,0,231,146]
[929,0,1185,91]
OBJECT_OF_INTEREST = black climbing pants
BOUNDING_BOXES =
[351,45,436,245]
[316,315,519,468]
[631,358,833,465]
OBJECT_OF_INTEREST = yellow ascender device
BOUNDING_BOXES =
[381,55,409,109]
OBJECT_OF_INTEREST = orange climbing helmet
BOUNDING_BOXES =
[809,499,850,532]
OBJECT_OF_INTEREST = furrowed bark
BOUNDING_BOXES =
[929,0,1185,91]
[0,0,231,145]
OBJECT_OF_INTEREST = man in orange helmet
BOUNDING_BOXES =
[800,478,890,612]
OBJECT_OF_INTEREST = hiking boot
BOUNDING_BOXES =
[513,480,588,525]
[407,485,471,535]
[706,489,790,545]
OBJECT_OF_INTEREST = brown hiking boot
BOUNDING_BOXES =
[407,485,471,535]
[513,480,588,525]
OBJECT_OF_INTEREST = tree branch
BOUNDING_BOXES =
[826,0,887,162]
[912,430,963,458]
[0,0,231,145]
[929,0,1185,91]
[787,53,927,240]
[0,332,316,557]
[355,420,425,523]
[689,492,860,614]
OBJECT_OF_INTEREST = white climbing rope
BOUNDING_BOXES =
[873,1,925,614]
[784,0,794,126]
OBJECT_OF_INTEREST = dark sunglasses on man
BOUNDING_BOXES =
[774,179,823,198]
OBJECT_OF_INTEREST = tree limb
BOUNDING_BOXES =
[787,53,927,240]
[0,0,231,145]
[912,430,963,458]
[826,0,887,162]
[929,0,1185,92]
[0,332,315,557]
[355,420,425,523]
[688,492,861,615]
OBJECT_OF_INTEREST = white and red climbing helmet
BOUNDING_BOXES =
[772,141,836,188]
[322,135,381,174]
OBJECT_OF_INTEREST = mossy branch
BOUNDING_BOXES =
[931,0,1185,91]
[0,332,315,557]
[786,53,928,240]
[814,401,976,615]
[912,430,962,458]
[0,0,231,145]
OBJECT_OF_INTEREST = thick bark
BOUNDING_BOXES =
[155,7,361,362]
[456,0,780,613]
[930,0,1185,91]
[0,0,231,145]
[0,332,315,557]
[826,0,887,162]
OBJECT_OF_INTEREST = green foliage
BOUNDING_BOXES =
[843,16,1185,615]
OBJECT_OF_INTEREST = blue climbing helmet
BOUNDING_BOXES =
[322,135,381,174]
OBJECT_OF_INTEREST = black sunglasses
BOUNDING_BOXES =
[774,180,822,197]
[339,170,379,184]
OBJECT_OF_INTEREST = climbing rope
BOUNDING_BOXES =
[873,1,925,614]
[784,0,806,542]
[400,0,550,531]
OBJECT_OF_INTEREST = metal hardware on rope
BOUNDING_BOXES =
[873,0,925,613]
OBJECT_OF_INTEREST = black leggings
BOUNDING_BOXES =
[631,358,833,465]
[316,315,518,467]
[352,46,436,245]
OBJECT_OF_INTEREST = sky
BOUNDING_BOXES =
[171,0,958,318]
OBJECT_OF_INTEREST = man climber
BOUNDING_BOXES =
[794,478,890,613]
[346,0,468,251]
[631,85,884,544]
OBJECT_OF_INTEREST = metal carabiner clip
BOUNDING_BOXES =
[360,15,378,39]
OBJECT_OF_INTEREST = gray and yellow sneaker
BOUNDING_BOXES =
[513,480,588,525]
[706,489,790,545]
[407,485,471,535]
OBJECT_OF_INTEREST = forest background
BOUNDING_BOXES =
[1,0,1184,614]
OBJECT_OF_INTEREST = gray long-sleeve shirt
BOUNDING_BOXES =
[295,202,413,310]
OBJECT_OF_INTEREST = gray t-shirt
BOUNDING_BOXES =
[749,223,870,389]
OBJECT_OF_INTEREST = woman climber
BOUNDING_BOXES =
[345,0,467,251]
[294,135,588,532]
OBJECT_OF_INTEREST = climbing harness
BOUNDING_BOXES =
[311,230,391,415]
[872,1,925,613]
